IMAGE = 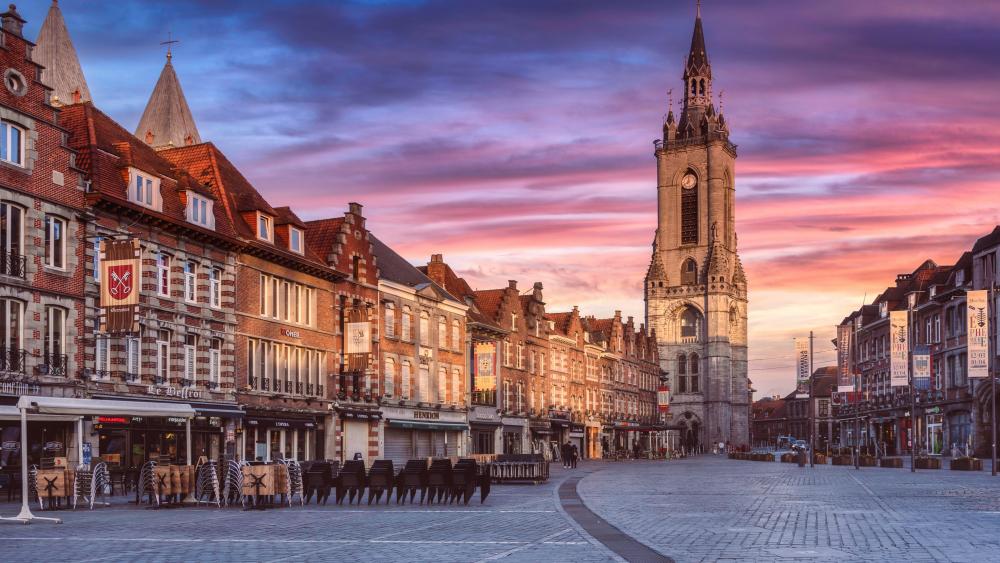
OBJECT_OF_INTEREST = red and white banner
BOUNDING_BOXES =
[967,290,989,378]
[889,310,908,387]
[657,385,670,413]
[99,239,140,335]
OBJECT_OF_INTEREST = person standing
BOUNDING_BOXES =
[571,444,579,469]
[561,442,570,469]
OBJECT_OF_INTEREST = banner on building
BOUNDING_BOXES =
[795,337,810,398]
[912,344,931,390]
[345,307,371,372]
[657,385,670,413]
[474,342,497,392]
[836,323,854,393]
[889,310,909,386]
[967,290,989,378]
[99,238,140,335]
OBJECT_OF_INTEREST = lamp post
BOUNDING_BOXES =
[992,282,997,476]
[809,331,815,468]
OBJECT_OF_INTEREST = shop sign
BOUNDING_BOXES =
[0,381,40,396]
[889,311,909,387]
[967,290,989,378]
[99,238,141,335]
[146,384,202,399]
[44,441,64,452]
[96,416,129,424]
[209,417,222,427]
[414,410,440,420]
[166,417,189,425]
[281,328,301,338]
[1,441,17,451]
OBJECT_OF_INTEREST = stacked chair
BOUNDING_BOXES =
[366,460,394,505]
[335,460,367,505]
[395,460,428,504]
[426,459,453,504]
[195,460,222,508]
[303,461,339,505]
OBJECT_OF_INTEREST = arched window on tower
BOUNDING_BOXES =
[699,79,705,96]
[681,258,698,285]
[690,79,697,96]
[680,306,702,340]
[689,352,700,393]
[677,353,687,393]
[681,172,698,245]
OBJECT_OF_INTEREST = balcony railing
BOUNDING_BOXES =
[0,251,26,279]
[125,372,140,383]
[41,354,67,377]
[0,347,27,374]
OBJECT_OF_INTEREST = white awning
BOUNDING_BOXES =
[0,405,81,422]
[16,396,196,418]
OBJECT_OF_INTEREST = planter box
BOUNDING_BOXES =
[859,455,877,467]
[780,453,796,463]
[831,455,853,466]
[812,453,827,465]
[879,458,903,468]
[950,458,983,471]
[914,457,941,470]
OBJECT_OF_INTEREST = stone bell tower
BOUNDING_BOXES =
[644,3,749,449]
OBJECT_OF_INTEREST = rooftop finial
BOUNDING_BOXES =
[697,0,702,18]
[160,31,179,61]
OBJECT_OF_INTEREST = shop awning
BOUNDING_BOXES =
[0,406,81,422]
[17,396,195,418]
[385,419,468,432]
[91,394,244,418]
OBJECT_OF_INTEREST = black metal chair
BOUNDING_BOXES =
[336,460,366,505]
[450,459,478,505]
[426,459,452,504]
[395,460,427,504]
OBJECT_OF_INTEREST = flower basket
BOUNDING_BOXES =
[914,457,941,470]
[950,457,982,471]
[879,457,903,468]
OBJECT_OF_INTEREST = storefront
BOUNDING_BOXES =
[337,407,380,464]
[242,412,321,462]
[381,406,467,466]
[0,406,78,469]
[585,421,601,459]
[529,420,554,458]
[568,423,585,457]
[94,414,225,468]
[501,416,527,454]
[469,406,501,455]
[925,409,944,455]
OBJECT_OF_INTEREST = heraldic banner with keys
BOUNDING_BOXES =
[99,238,141,334]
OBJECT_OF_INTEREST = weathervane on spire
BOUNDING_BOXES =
[160,31,179,61]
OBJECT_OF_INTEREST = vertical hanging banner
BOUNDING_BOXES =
[889,310,909,387]
[657,385,671,413]
[836,323,854,393]
[99,239,141,335]
[912,344,931,390]
[474,342,497,392]
[794,338,810,398]
[345,307,371,372]
[967,290,989,378]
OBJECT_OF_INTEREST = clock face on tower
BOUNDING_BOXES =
[681,173,697,189]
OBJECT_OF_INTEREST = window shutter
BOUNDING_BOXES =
[185,344,195,383]
[210,348,220,383]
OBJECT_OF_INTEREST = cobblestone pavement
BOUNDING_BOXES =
[577,456,1000,563]
[0,465,621,563]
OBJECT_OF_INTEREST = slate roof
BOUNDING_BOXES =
[34,0,91,104]
[135,55,201,149]
[370,236,458,304]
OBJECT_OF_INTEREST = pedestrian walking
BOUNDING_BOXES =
[571,444,579,468]
[562,442,571,469]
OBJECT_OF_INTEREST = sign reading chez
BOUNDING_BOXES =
[146,385,202,400]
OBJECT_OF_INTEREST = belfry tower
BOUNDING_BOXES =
[644,4,749,449]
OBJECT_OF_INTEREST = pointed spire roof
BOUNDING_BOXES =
[135,53,201,149]
[684,3,710,79]
[34,1,92,105]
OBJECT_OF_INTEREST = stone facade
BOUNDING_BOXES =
[644,9,749,449]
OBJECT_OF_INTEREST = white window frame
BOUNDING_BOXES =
[437,366,447,403]
[156,330,170,384]
[126,335,140,380]
[0,121,25,166]
[129,168,161,211]
[1,298,24,353]
[186,192,215,229]
[438,316,447,348]
[401,361,411,400]
[418,365,429,402]
[452,320,460,350]
[94,333,111,379]
[419,311,429,344]
[451,368,460,405]
[401,307,411,341]
[384,358,395,397]
[210,268,222,308]
[183,334,197,387]
[157,253,170,297]
[44,214,67,270]
[257,213,273,242]
[289,227,303,254]
[384,303,395,338]
[44,306,66,363]
[210,338,221,386]
[184,260,197,303]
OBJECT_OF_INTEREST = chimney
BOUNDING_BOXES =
[425,254,447,287]
[1,4,25,37]
[348,202,363,215]
[627,316,634,324]
[508,280,517,290]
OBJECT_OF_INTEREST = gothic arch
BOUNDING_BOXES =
[681,257,698,285]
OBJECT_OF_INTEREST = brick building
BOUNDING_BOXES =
[374,243,468,465]
[0,5,89,467]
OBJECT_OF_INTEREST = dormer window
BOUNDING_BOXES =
[879,302,888,318]
[289,227,303,254]
[257,213,273,242]
[187,192,214,229]
[955,270,965,286]
[129,168,161,211]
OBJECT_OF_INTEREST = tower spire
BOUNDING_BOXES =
[678,1,713,135]
[34,0,92,105]
[135,40,201,149]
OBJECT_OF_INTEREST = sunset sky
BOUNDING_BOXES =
[24,0,1000,397]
